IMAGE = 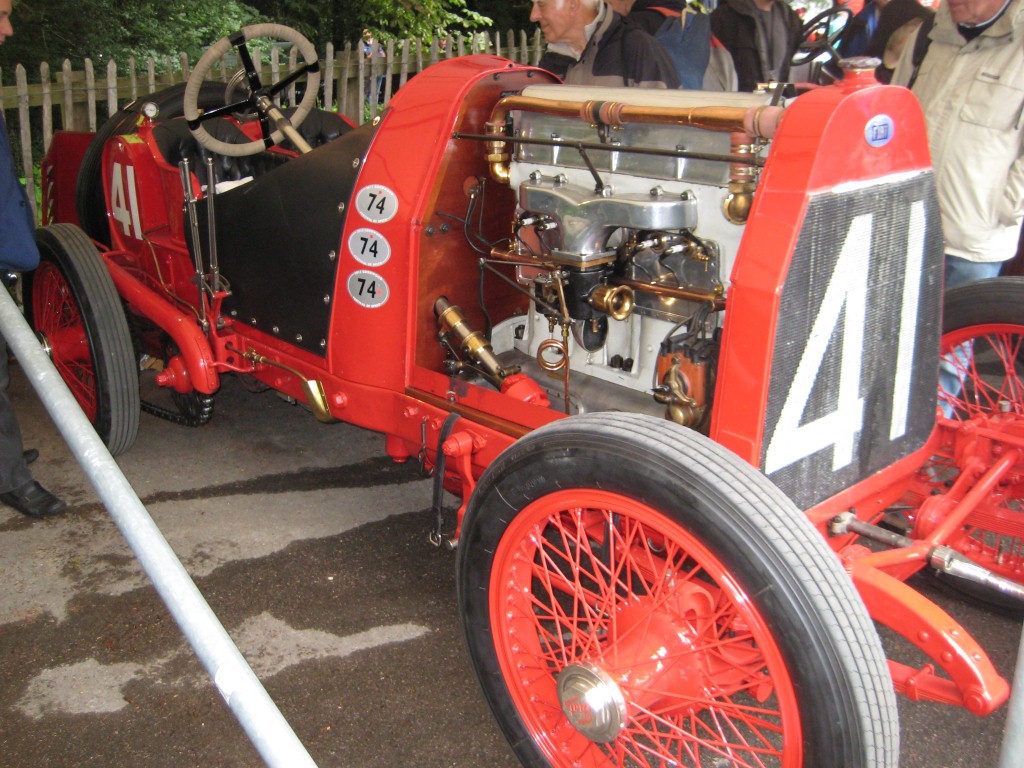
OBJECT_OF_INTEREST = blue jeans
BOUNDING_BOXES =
[939,255,1004,417]
[944,255,1003,290]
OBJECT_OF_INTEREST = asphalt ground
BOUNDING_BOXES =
[0,363,1020,768]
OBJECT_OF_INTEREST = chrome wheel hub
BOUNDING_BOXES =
[556,662,627,743]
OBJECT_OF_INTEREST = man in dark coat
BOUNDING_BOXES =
[865,0,933,82]
[606,0,718,89]
[533,0,681,88]
[0,0,67,518]
[838,0,888,58]
[710,0,803,91]
[608,0,688,34]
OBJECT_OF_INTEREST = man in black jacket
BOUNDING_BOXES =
[710,0,803,91]
[533,0,681,88]
[607,0,688,34]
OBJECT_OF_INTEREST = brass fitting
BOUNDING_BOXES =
[434,296,505,382]
[588,284,634,321]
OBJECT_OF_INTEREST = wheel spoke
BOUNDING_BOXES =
[491,489,797,766]
[941,325,1024,417]
[32,262,99,419]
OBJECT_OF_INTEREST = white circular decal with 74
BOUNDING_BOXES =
[354,184,399,223]
[348,228,392,266]
[347,270,390,308]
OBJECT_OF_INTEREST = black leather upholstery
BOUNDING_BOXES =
[152,110,352,188]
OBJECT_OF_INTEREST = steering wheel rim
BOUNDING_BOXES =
[183,23,320,157]
[792,6,853,67]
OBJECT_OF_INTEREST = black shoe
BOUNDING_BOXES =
[0,481,67,518]
[22,449,38,465]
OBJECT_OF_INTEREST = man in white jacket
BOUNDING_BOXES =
[891,0,1023,287]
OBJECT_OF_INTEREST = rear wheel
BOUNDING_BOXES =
[25,224,140,455]
[939,277,1024,420]
[458,413,898,767]
[907,277,1024,608]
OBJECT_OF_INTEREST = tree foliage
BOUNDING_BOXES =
[243,0,497,49]
[0,0,533,73]
[466,0,532,33]
[1,0,262,71]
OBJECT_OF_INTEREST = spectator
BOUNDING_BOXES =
[710,0,803,91]
[606,0,688,32]
[838,0,889,58]
[0,0,66,518]
[361,29,387,104]
[866,0,933,82]
[606,0,725,89]
[891,0,1022,416]
[532,0,681,88]
[891,0,1023,288]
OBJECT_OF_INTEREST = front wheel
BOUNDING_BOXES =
[25,224,140,455]
[458,413,898,767]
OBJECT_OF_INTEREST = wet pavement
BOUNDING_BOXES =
[0,364,1019,767]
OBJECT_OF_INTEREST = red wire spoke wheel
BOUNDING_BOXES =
[458,413,897,768]
[939,278,1024,420]
[494,489,797,765]
[906,277,1024,601]
[25,224,140,455]
[31,260,97,418]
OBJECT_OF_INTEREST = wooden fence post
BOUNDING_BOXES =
[84,58,97,132]
[382,39,395,107]
[128,56,138,101]
[14,65,34,212]
[39,62,51,154]
[106,59,118,118]
[40,62,52,155]
[323,42,335,110]
[398,39,410,92]
[340,41,353,123]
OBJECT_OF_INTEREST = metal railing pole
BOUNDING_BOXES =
[998,622,1024,768]
[0,287,318,768]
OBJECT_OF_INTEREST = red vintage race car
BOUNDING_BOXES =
[32,22,1024,768]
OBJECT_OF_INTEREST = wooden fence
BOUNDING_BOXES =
[0,28,543,211]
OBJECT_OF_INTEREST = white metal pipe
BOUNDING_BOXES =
[0,286,318,768]
[998,623,1024,768]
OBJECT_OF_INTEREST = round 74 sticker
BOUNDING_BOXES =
[347,270,389,308]
[348,228,391,266]
[354,184,398,224]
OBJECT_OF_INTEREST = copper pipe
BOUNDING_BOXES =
[614,278,726,310]
[488,245,556,269]
[485,95,783,185]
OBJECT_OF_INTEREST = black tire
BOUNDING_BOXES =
[25,223,140,455]
[75,81,227,245]
[458,412,898,768]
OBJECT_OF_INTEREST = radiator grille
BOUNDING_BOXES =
[761,172,944,509]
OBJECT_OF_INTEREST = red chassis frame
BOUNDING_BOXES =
[40,58,1011,717]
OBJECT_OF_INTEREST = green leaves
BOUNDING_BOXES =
[0,0,531,74]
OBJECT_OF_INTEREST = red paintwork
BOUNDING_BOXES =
[39,55,1013,717]
[40,131,91,227]
[713,70,931,462]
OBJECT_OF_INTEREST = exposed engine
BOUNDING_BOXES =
[439,85,778,429]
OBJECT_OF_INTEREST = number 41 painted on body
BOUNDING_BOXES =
[764,201,926,476]
[109,162,142,240]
